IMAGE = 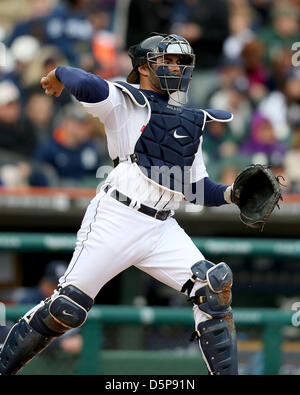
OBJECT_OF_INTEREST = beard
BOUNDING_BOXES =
[148,68,166,93]
[147,65,189,105]
[148,68,181,96]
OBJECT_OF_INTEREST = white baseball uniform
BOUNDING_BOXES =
[58,81,210,327]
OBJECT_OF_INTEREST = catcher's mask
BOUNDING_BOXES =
[127,33,195,105]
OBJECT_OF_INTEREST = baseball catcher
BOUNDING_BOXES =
[0,32,282,376]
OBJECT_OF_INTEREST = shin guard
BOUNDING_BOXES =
[0,319,53,375]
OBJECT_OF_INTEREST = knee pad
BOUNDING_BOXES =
[32,285,94,335]
[182,260,233,318]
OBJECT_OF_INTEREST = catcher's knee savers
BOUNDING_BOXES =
[181,260,238,375]
[0,284,93,375]
[34,284,94,334]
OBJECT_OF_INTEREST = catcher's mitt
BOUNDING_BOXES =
[231,164,283,230]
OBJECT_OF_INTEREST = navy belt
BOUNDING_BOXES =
[104,185,171,221]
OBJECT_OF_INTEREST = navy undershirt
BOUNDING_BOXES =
[55,66,228,207]
[55,66,109,102]
[190,178,228,207]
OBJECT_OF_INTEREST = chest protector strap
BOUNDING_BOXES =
[112,81,149,108]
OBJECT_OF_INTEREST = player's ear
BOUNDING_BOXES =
[138,64,150,78]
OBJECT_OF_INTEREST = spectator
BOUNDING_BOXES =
[44,0,93,65]
[35,103,103,186]
[209,56,247,93]
[258,69,300,144]
[208,61,252,146]
[24,48,73,109]
[284,70,300,128]
[240,39,269,104]
[202,112,252,182]
[0,80,38,158]
[4,35,41,103]
[258,3,300,67]
[240,111,287,165]
[18,260,68,304]
[268,47,295,92]
[7,0,93,67]
[19,45,67,92]
[202,121,238,162]
[25,89,55,144]
[6,0,57,46]
[88,5,120,80]
[223,1,256,60]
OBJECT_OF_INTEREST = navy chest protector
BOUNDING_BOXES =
[113,81,233,195]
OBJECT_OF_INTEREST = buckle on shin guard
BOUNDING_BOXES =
[187,295,207,304]
[181,275,197,295]
[190,330,201,342]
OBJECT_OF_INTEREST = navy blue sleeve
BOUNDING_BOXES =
[185,177,228,207]
[55,66,109,103]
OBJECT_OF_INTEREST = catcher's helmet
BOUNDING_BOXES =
[127,33,195,98]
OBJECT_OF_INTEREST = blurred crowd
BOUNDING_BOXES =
[0,0,299,191]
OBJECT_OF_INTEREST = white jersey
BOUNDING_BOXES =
[81,81,208,211]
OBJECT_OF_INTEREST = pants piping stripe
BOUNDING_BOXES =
[61,196,103,287]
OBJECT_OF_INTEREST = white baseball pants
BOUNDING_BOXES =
[58,185,209,327]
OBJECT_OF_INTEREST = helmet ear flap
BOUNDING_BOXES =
[128,45,137,63]
[127,45,144,84]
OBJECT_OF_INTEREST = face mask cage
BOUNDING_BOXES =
[146,35,195,104]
